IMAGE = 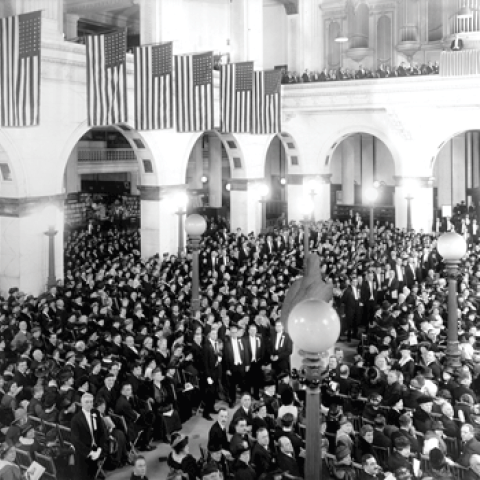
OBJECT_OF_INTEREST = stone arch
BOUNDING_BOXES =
[180,130,246,180]
[262,131,301,173]
[58,120,160,193]
[320,125,401,174]
[0,129,28,197]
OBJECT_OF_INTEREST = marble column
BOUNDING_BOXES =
[298,0,323,73]
[361,134,374,204]
[63,13,80,40]
[139,185,188,259]
[287,14,299,73]
[473,132,480,188]
[230,179,263,235]
[138,0,185,51]
[209,136,223,208]
[342,137,355,205]
[0,195,64,296]
[452,135,467,205]
[20,0,63,41]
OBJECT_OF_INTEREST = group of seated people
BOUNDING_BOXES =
[0,206,480,479]
[281,61,440,84]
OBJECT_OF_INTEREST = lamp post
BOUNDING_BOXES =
[43,205,59,290]
[288,299,341,480]
[185,214,207,315]
[365,187,378,246]
[301,199,314,266]
[404,179,416,232]
[437,232,467,368]
[174,192,188,258]
[258,183,269,234]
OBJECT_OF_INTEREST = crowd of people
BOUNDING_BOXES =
[281,61,440,84]
[0,209,480,479]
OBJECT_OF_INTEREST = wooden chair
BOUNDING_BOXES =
[15,449,32,473]
[352,461,363,480]
[372,445,389,468]
[449,463,468,480]
[57,425,74,450]
[34,452,57,480]
[445,435,460,461]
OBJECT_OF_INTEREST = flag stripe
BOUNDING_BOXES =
[86,31,127,127]
[252,70,281,135]
[174,52,213,133]
[0,11,41,127]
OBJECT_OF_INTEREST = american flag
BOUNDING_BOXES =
[134,41,173,130]
[220,61,253,133]
[0,11,41,127]
[86,30,127,126]
[175,52,213,132]
[252,70,282,135]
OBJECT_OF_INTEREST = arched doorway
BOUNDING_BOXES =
[433,130,480,229]
[185,131,241,227]
[264,135,289,229]
[63,124,157,233]
[328,133,396,224]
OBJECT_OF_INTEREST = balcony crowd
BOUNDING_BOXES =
[0,202,479,480]
[281,62,440,84]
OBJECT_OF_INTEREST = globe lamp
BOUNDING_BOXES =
[437,232,467,262]
[185,214,207,237]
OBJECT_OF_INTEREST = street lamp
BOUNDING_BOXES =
[301,198,314,261]
[258,183,269,233]
[288,299,341,480]
[174,192,188,258]
[365,187,378,246]
[43,205,59,290]
[185,214,207,315]
[437,232,467,368]
[404,179,416,232]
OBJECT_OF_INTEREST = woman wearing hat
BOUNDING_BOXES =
[0,443,22,480]
[167,433,199,480]
[332,445,355,480]
[15,422,42,456]
[336,417,355,451]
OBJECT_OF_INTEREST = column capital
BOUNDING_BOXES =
[393,176,434,187]
[0,194,65,218]
[286,173,332,185]
[138,184,187,201]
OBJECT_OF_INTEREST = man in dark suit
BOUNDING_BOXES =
[95,375,118,414]
[405,257,421,288]
[276,436,302,477]
[451,34,464,51]
[224,324,249,408]
[383,270,399,303]
[391,414,421,454]
[114,383,154,451]
[361,271,378,328]
[244,323,265,400]
[230,418,251,457]
[71,393,107,480]
[372,415,392,448]
[251,427,273,477]
[269,320,293,379]
[387,436,413,475]
[203,328,222,420]
[208,408,230,453]
[459,424,480,466]
[230,394,253,435]
[342,277,361,341]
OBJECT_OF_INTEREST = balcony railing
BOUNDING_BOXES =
[77,149,136,162]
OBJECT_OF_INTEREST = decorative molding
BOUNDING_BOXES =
[385,110,412,140]
[138,185,187,201]
[393,176,434,188]
[0,194,65,218]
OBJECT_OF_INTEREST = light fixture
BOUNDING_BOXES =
[458,5,473,19]
[305,178,320,194]
[174,192,188,210]
[225,183,231,192]
[301,198,315,216]
[43,205,59,229]
[185,214,207,237]
[334,32,349,43]
[437,232,467,262]
[373,180,380,189]
[280,177,287,186]
[201,175,208,184]
[365,187,378,203]
[257,183,269,198]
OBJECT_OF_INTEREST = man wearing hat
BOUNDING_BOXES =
[413,395,434,434]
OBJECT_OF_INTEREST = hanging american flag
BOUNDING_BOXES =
[86,30,127,126]
[252,69,282,135]
[134,41,173,130]
[220,61,253,133]
[0,11,41,127]
[175,51,213,132]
